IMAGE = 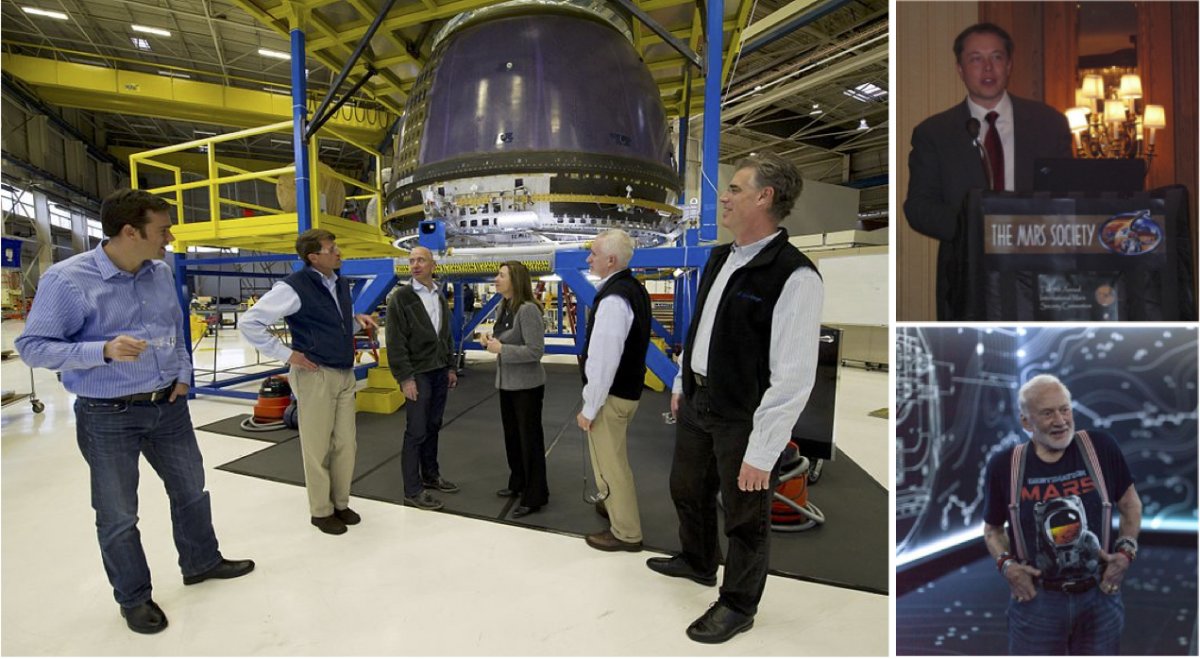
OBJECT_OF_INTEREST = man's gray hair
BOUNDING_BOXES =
[594,229,635,269]
[1017,374,1071,415]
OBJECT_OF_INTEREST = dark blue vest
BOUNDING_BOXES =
[283,267,355,369]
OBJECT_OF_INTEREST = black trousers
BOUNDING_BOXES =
[670,385,780,616]
[402,368,449,497]
[498,386,549,508]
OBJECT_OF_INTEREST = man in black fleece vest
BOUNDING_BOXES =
[647,154,824,643]
[576,229,652,553]
[240,229,379,535]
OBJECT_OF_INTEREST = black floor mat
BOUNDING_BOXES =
[197,414,298,443]
[214,361,888,594]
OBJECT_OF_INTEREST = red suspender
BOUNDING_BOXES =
[1007,443,1029,562]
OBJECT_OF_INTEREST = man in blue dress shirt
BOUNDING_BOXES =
[15,188,254,635]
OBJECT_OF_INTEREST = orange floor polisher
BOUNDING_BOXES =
[240,375,295,431]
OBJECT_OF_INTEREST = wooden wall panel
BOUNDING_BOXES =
[978,2,1045,101]
[896,0,979,321]
[1139,3,1176,192]
[1171,1,1198,289]
[1041,2,1078,112]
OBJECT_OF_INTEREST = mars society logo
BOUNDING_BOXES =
[1098,210,1163,255]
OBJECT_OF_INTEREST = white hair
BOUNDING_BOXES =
[1017,374,1071,415]
[594,229,635,269]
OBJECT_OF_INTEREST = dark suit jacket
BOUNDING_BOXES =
[903,95,1072,319]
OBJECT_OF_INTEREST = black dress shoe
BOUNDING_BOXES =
[334,507,361,525]
[311,514,348,535]
[686,602,754,644]
[183,558,256,585]
[496,488,520,498]
[120,600,168,634]
[512,505,541,518]
[646,555,718,586]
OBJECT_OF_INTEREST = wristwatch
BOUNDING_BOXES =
[1114,537,1138,562]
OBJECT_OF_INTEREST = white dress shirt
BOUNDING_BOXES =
[240,269,360,363]
[967,91,1015,191]
[671,231,825,471]
[581,270,636,420]
[412,278,442,332]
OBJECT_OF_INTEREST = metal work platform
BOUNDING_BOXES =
[130,120,400,259]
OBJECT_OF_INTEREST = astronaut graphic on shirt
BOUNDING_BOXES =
[1032,494,1102,579]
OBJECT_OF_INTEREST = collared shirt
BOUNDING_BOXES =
[967,91,1015,192]
[671,231,825,471]
[240,269,360,363]
[581,269,636,420]
[15,241,190,398]
[411,277,442,332]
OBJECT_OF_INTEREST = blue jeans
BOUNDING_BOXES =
[74,396,222,608]
[402,368,449,497]
[1008,586,1124,655]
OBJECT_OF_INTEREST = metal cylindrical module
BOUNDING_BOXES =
[386,0,680,248]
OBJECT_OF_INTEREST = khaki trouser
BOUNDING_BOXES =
[588,395,642,542]
[289,365,357,517]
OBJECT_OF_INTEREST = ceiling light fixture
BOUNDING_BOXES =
[258,48,290,60]
[131,37,151,51]
[21,7,68,20]
[157,70,190,79]
[857,118,869,131]
[132,24,170,37]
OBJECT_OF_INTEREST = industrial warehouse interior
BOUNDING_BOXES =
[0,0,891,654]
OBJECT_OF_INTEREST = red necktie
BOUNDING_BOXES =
[984,111,1005,191]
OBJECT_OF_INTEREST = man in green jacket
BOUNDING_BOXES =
[386,246,458,511]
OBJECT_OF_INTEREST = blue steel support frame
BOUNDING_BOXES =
[291,27,313,234]
[172,251,195,397]
[699,0,723,243]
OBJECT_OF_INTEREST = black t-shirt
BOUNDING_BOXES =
[983,430,1135,581]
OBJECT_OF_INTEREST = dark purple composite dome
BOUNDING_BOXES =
[386,0,681,249]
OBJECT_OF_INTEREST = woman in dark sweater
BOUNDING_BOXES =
[483,261,548,517]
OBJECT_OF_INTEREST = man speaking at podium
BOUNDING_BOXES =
[904,22,1071,320]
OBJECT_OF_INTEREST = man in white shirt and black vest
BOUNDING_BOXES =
[983,374,1142,654]
[648,153,824,643]
[576,229,652,552]
[241,229,380,535]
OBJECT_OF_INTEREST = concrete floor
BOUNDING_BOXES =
[1,320,889,655]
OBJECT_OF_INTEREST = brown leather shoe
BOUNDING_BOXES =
[585,528,642,552]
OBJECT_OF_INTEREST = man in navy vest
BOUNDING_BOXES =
[648,154,824,643]
[576,229,652,552]
[241,229,378,535]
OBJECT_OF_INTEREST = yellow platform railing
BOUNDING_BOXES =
[129,120,397,258]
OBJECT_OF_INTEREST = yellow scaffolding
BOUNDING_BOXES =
[129,120,401,259]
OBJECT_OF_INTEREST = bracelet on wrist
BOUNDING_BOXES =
[995,552,1013,573]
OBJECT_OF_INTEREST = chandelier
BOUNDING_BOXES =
[1065,73,1166,167]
